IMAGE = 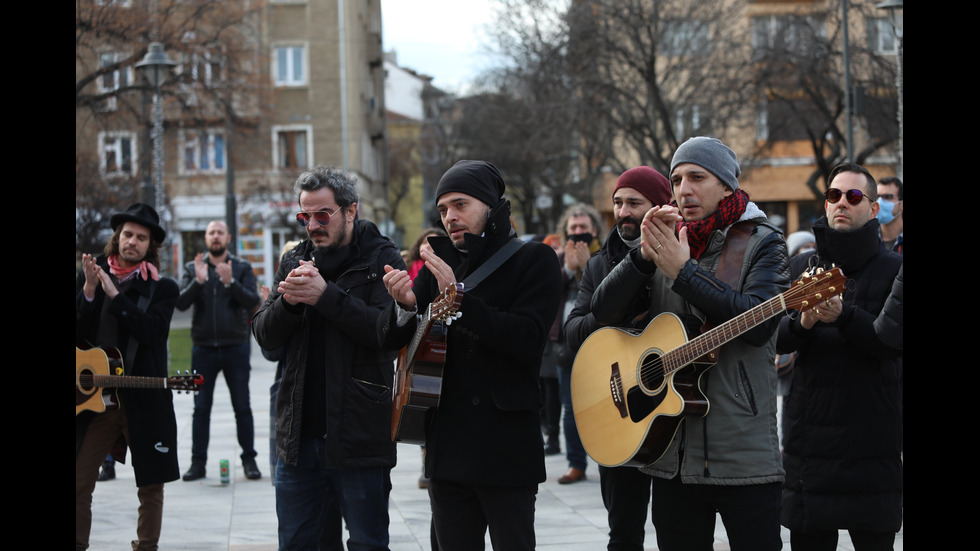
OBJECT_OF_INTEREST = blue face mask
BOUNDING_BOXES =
[877,198,896,225]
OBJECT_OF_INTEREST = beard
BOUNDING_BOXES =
[311,222,348,253]
[616,216,641,241]
[208,242,227,257]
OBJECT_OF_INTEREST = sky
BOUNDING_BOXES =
[381,0,496,93]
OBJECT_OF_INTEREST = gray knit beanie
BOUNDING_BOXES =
[670,137,740,190]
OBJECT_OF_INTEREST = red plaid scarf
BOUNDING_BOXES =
[677,189,750,260]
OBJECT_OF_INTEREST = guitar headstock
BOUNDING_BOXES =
[168,371,205,393]
[430,282,465,323]
[785,267,847,312]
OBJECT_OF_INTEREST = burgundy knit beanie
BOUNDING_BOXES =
[613,166,672,206]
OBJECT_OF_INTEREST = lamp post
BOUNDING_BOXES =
[136,42,176,209]
[877,0,903,180]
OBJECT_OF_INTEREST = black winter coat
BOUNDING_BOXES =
[252,219,403,469]
[379,200,562,486]
[75,256,181,487]
[175,255,260,346]
[777,216,903,533]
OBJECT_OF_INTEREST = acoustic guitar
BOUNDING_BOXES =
[571,267,845,467]
[390,283,464,444]
[76,345,203,415]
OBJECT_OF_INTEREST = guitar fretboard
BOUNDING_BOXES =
[81,374,169,389]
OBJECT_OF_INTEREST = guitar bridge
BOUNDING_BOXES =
[609,362,628,418]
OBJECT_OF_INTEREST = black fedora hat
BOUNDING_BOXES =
[110,203,166,242]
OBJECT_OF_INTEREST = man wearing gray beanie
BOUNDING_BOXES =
[379,160,562,550]
[570,137,790,550]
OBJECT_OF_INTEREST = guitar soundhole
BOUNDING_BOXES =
[78,368,96,394]
[638,352,666,393]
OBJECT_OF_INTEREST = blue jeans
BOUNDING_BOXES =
[191,342,256,462]
[276,437,392,551]
[557,363,588,471]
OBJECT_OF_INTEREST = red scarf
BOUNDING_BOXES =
[676,189,750,260]
[107,254,160,282]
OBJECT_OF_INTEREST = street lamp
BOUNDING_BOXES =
[876,0,903,180]
[136,42,176,209]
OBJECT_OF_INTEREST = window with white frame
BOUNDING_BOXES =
[99,131,137,177]
[180,49,225,88]
[751,14,826,57]
[99,52,132,111]
[867,18,897,55]
[272,125,312,169]
[274,45,307,86]
[180,129,226,174]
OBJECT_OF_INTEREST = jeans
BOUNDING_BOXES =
[276,437,392,551]
[557,363,588,471]
[191,342,256,462]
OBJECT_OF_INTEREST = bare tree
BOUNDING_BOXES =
[750,0,898,197]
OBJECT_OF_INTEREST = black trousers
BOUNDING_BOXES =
[428,478,537,551]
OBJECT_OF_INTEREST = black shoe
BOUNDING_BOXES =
[97,460,116,481]
[182,461,206,481]
[544,443,561,456]
[243,457,262,480]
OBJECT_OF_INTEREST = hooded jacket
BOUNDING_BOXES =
[252,219,403,468]
[565,203,789,485]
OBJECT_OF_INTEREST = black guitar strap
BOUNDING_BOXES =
[460,237,524,292]
[123,278,157,375]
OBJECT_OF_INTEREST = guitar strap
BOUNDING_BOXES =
[460,237,524,291]
[713,221,755,289]
[123,278,157,375]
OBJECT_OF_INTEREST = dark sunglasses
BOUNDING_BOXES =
[296,206,341,227]
[824,188,868,206]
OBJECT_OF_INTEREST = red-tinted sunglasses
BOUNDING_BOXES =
[296,206,341,227]
[825,188,868,205]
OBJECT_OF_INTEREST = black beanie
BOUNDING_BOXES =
[435,160,506,207]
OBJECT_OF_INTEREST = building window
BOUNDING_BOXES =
[180,50,225,88]
[99,131,137,177]
[272,125,312,169]
[99,52,132,111]
[675,104,708,140]
[274,45,306,86]
[180,129,226,174]
[752,15,825,57]
[867,18,898,55]
[661,20,711,57]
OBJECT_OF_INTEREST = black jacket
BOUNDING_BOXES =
[75,256,180,487]
[176,255,259,346]
[379,199,562,486]
[252,219,403,469]
[777,216,903,533]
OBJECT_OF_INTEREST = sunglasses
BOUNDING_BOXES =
[296,206,342,227]
[824,188,869,206]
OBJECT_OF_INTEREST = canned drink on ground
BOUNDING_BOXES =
[220,459,230,484]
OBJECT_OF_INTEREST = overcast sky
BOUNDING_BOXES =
[381,0,496,93]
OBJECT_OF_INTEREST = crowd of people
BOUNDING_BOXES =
[77,136,903,551]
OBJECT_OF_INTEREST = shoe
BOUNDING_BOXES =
[182,461,206,481]
[243,457,262,480]
[544,443,561,456]
[418,474,429,489]
[97,460,115,481]
[557,467,586,484]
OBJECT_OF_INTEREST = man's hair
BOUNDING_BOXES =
[294,166,359,210]
[557,203,603,238]
[829,162,877,201]
[879,176,903,200]
[104,224,162,268]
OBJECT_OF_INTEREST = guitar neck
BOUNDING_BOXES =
[663,293,787,373]
[91,374,170,389]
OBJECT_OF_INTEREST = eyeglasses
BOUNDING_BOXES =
[824,188,869,206]
[296,206,342,227]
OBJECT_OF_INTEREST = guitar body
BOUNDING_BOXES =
[391,283,463,444]
[391,321,450,444]
[571,313,715,467]
[76,345,123,415]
